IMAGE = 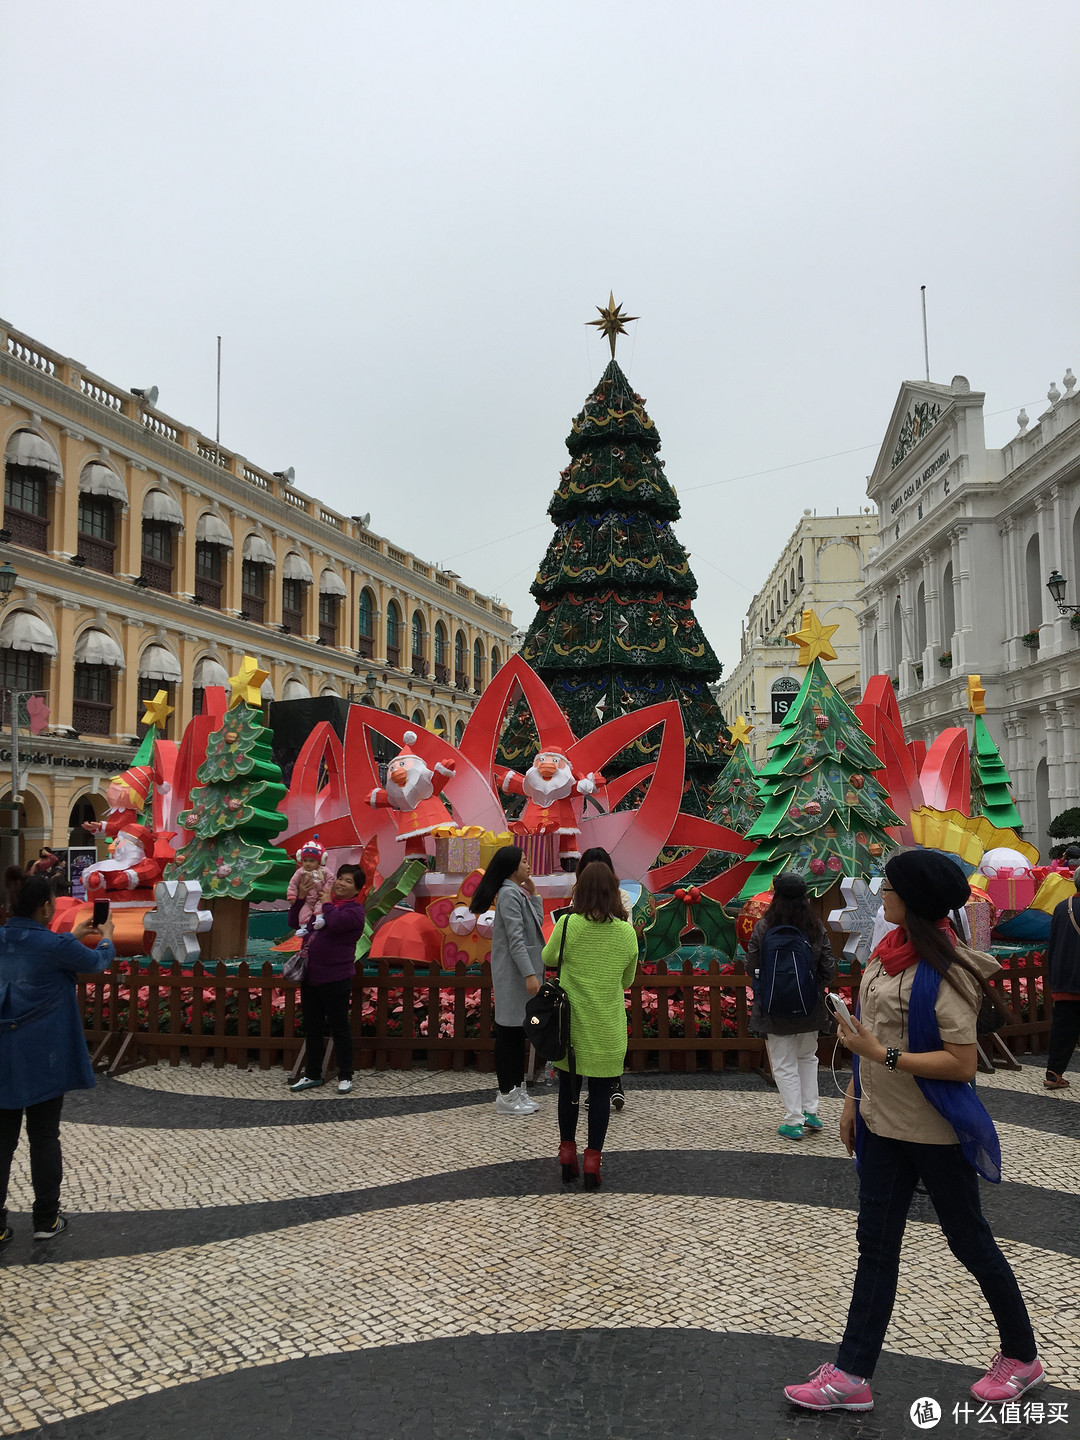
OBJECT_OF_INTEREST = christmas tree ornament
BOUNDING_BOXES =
[786,609,840,666]
[828,875,884,965]
[143,880,213,966]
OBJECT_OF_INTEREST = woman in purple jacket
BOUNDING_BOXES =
[289,863,366,1094]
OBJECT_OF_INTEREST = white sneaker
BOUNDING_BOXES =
[337,1079,353,1094]
[513,1084,539,1113]
[494,1091,533,1115]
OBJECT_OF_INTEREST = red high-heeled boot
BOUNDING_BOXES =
[559,1140,579,1182]
[583,1148,602,1191]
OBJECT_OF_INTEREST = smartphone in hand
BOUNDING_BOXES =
[92,899,110,928]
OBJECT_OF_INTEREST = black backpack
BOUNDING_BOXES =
[525,915,575,1078]
[758,923,818,1018]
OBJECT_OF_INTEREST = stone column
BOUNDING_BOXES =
[54,600,80,731]
[1058,702,1080,813]
[953,526,974,669]
[897,568,916,695]
[1009,713,1034,837]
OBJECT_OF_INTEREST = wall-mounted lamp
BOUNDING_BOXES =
[1047,570,1079,615]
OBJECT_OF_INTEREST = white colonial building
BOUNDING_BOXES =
[858,368,1080,853]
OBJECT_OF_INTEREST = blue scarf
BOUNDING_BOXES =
[853,959,1001,1183]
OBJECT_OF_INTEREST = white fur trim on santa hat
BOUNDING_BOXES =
[403,730,418,744]
[434,762,454,777]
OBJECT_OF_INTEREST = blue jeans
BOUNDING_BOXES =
[837,1128,1036,1378]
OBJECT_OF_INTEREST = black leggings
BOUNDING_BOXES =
[301,978,353,1081]
[0,1095,64,1228]
[1047,998,1080,1077]
[494,1023,527,1095]
[558,1070,615,1152]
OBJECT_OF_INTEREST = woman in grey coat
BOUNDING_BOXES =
[470,845,545,1115]
[745,871,836,1141]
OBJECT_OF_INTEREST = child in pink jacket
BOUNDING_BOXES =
[287,840,329,936]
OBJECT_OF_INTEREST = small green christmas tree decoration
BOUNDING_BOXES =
[168,657,293,904]
[966,676,1022,830]
[497,296,728,816]
[739,611,899,899]
[707,715,764,834]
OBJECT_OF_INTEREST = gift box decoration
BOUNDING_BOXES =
[964,892,994,952]
[433,825,484,875]
[520,831,558,875]
[479,830,514,870]
[985,874,1036,915]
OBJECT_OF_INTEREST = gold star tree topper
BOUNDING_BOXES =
[140,689,174,730]
[228,656,270,709]
[786,608,839,666]
[587,292,639,360]
[967,674,987,715]
[728,715,753,747]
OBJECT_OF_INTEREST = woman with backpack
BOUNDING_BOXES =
[470,845,545,1116]
[784,849,1042,1414]
[541,862,639,1190]
[746,871,836,1140]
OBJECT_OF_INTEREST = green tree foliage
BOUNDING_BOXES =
[498,360,727,815]
[168,701,293,901]
[969,716,1022,830]
[739,660,899,898]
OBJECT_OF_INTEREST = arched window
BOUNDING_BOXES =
[192,654,229,716]
[0,610,55,724]
[790,567,796,595]
[770,675,799,726]
[797,555,804,586]
[194,511,233,610]
[387,702,403,716]
[454,719,465,745]
[490,645,501,677]
[358,588,375,657]
[434,621,448,680]
[241,532,275,624]
[434,713,448,737]
[454,630,467,686]
[137,643,182,739]
[473,639,485,693]
[386,600,402,664]
[411,611,428,677]
[942,562,955,653]
[782,578,788,606]
[77,463,126,574]
[72,627,124,737]
[281,552,313,636]
[1026,533,1042,635]
[3,430,58,552]
[411,708,426,728]
[140,488,184,593]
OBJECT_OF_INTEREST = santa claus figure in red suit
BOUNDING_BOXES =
[86,766,153,840]
[369,732,456,856]
[499,750,599,863]
[83,823,164,898]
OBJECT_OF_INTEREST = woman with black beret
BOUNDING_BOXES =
[785,849,1042,1414]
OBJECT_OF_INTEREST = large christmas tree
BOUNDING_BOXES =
[169,660,293,902]
[499,300,727,814]
[739,612,899,898]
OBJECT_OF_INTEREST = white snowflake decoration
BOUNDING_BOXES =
[144,879,214,965]
[828,875,884,964]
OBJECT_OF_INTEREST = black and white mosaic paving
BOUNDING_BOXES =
[2,1059,1077,1439]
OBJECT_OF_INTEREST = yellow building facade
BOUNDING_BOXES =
[718,510,877,768]
[0,320,514,862]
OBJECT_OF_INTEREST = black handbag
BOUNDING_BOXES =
[524,914,575,1081]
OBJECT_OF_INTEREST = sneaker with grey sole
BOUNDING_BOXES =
[34,1216,68,1241]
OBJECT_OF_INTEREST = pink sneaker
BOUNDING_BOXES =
[784,1363,874,1412]
[970,1353,1045,1402]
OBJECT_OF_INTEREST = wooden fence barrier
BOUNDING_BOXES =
[76,948,1051,1076]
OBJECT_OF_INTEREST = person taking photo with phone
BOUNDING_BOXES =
[0,874,115,1243]
[784,850,1041,1414]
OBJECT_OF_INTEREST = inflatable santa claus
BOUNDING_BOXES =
[369,732,456,855]
[499,750,598,864]
[83,823,164,898]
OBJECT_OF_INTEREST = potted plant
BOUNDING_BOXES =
[1070,614,1080,631]
[938,651,952,668]
[1021,631,1040,649]
[914,663,924,682]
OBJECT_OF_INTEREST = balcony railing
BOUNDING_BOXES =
[455,671,470,691]
[5,510,49,552]
[194,576,222,609]
[411,657,429,679]
[319,622,337,647]
[282,609,303,637]
[386,645,401,668]
[241,595,265,625]
[434,662,450,685]
[77,535,115,574]
[140,559,173,593]
[73,700,112,736]
[356,635,373,659]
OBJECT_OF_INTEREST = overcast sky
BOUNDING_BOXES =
[4,1,1078,677]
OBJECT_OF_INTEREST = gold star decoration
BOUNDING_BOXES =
[228,656,270,709]
[786,608,839,666]
[586,292,639,360]
[728,715,753,747]
[140,688,174,730]
[967,674,986,715]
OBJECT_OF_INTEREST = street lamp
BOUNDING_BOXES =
[0,561,17,597]
[1046,570,1079,615]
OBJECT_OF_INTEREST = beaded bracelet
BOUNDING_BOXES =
[884,1047,901,1071]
